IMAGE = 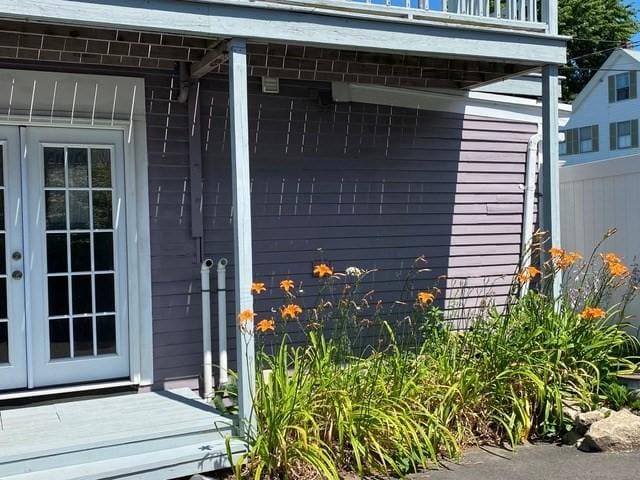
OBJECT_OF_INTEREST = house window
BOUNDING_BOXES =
[616,72,630,101]
[610,119,639,150]
[561,125,599,155]
[559,138,567,155]
[609,71,637,103]
[618,120,632,148]
[579,126,593,153]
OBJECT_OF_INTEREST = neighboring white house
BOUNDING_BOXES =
[560,49,640,165]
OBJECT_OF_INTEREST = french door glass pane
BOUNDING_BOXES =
[68,148,89,187]
[96,315,116,354]
[91,149,112,188]
[44,147,65,188]
[73,317,93,357]
[0,321,8,364]
[49,318,70,359]
[43,146,117,360]
[70,233,91,272]
[45,191,66,230]
[0,278,6,318]
[46,233,68,273]
[0,234,5,275]
[69,191,90,229]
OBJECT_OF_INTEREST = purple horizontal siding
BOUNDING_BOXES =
[145,72,536,388]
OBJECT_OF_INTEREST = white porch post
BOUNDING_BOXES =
[228,38,255,433]
[541,64,562,299]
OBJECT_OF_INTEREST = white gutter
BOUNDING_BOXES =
[520,130,542,296]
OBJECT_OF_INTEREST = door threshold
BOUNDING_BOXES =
[0,380,137,402]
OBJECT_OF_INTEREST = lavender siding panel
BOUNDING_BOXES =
[189,75,535,379]
[0,60,535,388]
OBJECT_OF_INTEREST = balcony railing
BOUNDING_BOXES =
[258,0,544,25]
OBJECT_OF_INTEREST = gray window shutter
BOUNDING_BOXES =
[632,119,639,148]
[592,124,599,152]
[631,71,638,99]
[608,76,616,103]
[610,123,618,150]
[571,128,579,154]
[564,129,573,155]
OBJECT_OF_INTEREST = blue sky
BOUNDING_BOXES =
[633,0,640,45]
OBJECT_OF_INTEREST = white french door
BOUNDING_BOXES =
[0,126,130,390]
[0,126,27,390]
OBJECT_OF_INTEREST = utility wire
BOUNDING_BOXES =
[567,42,640,62]
[561,66,640,72]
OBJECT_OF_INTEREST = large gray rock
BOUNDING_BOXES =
[581,409,640,452]
[562,402,581,423]
[574,408,611,435]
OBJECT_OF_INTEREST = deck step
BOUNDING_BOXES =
[0,388,242,480]
[0,429,234,477]
[2,437,247,480]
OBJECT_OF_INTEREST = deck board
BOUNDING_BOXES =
[0,388,235,462]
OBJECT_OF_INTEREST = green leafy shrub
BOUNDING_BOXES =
[231,233,639,479]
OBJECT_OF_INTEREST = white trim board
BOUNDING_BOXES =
[0,68,154,389]
[0,0,567,64]
[332,82,571,125]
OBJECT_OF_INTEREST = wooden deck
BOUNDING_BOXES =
[0,388,246,480]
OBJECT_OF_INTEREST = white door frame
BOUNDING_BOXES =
[0,126,27,390]
[0,68,153,393]
[0,119,152,392]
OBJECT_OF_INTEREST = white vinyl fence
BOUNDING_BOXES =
[560,154,640,325]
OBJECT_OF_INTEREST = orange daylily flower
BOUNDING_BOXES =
[280,304,303,320]
[579,306,606,320]
[601,252,629,278]
[237,309,256,327]
[609,261,629,277]
[280,279,295,293]
[517,266,542,284]
[256,318,276,333]
[549,247,565,258]
[417,291,435,305]
[313,263,334,278]
[549,247,582,269]
[251,282,266,295]
[602,253,622,265]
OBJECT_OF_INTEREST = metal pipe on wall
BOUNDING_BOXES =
[520,131,542,296]
[200,258,215,400]
[217,258,229,385]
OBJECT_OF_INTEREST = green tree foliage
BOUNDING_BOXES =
[560,0,639,100]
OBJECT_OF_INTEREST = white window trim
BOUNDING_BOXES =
[0,69,153,389]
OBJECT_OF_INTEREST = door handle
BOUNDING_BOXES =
[11,270,23,280]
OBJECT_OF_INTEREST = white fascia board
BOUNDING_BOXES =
[333,82,571,125]
[2,0,566,64]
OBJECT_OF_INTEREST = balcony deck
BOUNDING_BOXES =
[1,0,566,66]
[0,388,245,480]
